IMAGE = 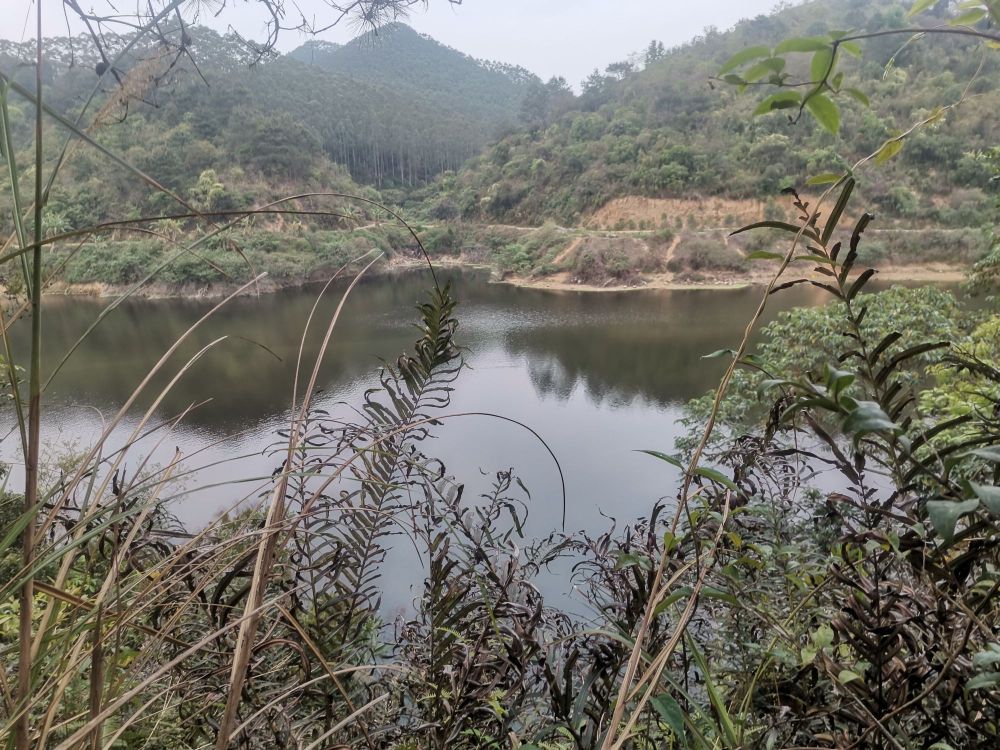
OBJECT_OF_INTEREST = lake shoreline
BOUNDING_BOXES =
[498,263,968,293]
[38,258,968,300]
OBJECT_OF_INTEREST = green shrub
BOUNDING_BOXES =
[64,241,162,285]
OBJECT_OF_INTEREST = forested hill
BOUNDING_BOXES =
[420,0,999,228]
[288,23,536,135]
[1,0,996,239]
[0,22,535,214]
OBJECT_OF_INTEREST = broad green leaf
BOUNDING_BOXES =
[969,447,1000,463]
[731,220,818,239]
[753,90,802,116]
[950,8,987,25]
[840,41,863,57]
[719,45,772,74]
[805,93,841,134]
[654,587,694,615]
[811,47,836,82]
[760,378,793,394]
[967,672,1000,690]
[638,449,683,469]
[694,466,737,490]
[742,64,772,83]
[651,693,687,742]
[838,669,863,684]
[843,401,896,436]
[973,645,1000,669]
[807,172,845,186]
[844,87,871,107]
[703,348,737,359]
[775,37,831,54]
[614,551,653,572]
[744,58,785,82]
[874,139,904,164]
[971,483,1000,515]
[663,531,679,554]
[812,624,835,648]
[826,367,856,399]
[925,498,980,545]
[702,586,739,605]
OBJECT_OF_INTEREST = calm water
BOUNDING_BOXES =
[3,269,908,538]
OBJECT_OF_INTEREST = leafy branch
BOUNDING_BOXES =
[716,1,999,136]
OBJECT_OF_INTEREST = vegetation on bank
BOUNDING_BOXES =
[44,219,989,293]
[1,0,999,749]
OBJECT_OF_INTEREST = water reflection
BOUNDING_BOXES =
[26,272,875,422]
[502,285,834,406]
[26,272,457,430]
[1,269,941,532]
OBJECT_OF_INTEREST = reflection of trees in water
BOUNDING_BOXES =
[25,271,462,431]
[524,357,577,403]
[505,284,848,408]
[25,271,850,429]
[508,324,730,407]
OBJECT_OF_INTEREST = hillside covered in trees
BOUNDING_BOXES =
[421,0,998,229]
[0,21,537,212]
[0,0,995,292]
[288,23,536,139]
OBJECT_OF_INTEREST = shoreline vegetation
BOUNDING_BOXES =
[41,258,969,299]
[36,219,980,299]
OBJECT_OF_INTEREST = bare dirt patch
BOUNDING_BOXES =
[586,196,774,230]
[551,236,584,266]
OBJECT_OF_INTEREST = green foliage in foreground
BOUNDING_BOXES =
[4,213,1000,748]
[681,283,971,446]
[2,1,1000,747]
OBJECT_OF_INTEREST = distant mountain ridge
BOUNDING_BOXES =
[288,23,537,136]
[1,0,995,238]
[0,22,540,193]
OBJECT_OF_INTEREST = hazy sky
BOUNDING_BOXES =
[2,0,781,85]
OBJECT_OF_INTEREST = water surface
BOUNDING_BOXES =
[4,269,909,537]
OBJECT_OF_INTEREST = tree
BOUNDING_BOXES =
[519,76,576,130]
[644,39,665,66]
[605,59,635,80]
[580,67,614,110]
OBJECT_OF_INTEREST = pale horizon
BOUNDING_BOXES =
[3,0,784,87]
